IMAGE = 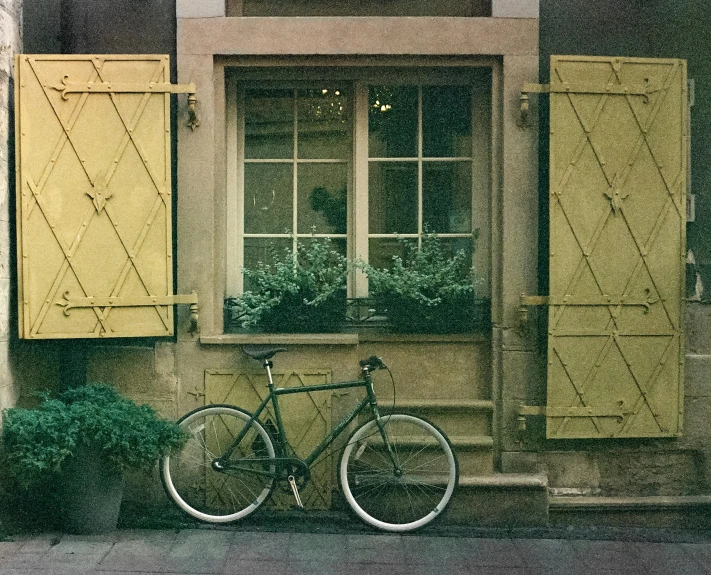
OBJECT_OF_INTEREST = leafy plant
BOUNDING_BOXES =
[226,237,348,333]
[2,384,188,486]
[360,232,482,333]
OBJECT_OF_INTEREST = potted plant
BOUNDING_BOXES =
[1,384,188,534]
[360,233,483,333]
[225,237,348,333]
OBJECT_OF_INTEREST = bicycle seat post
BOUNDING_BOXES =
[263,359,276,388]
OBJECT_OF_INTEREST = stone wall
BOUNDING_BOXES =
[0,0,21,414]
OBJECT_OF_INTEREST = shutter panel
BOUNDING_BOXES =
[545,56,687,438]
[15,55,196,339]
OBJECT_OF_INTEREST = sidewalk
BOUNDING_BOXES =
[1,526,711,575]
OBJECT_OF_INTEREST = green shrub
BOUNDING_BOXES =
[360,233,482,333]
[226,237,348,333]
[2,384,188,486]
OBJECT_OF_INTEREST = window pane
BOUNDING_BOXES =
[299,237,347,258]
[369,162,418,234]
[438,237,475,262]
[297,163,348,234]
[245,89,293,159]
[244,164,293,234]
[368,86,417,158]
[423,162,472,233]
[422,86,472,158]
[298,88,350,159]
[243,237,291,292]
[368,238,415,270]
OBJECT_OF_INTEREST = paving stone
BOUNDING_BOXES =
[514,538,580,570]
[99,538,170,572]
[678,543,711,575]
[287,560,410,575]
[463,538,525,568]
[221,561,286,575]
[227,532,291,562]
[288,533,348,562]
[401,536,470,566]
[467,569,529,575]
[0,542,23,559]
[161,530,234,573]
[346,533,405,564]
[635,542,707,575]
[572,540,646,572]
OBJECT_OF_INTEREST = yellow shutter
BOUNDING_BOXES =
[15,55,196,339]
[544,56,687,438]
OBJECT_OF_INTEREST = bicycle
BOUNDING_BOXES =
[161,345,459,532]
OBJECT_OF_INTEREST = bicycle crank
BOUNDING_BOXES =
[287,475,304,509]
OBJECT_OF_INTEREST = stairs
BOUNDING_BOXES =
[384,398,495,478]
[384,398,548,526]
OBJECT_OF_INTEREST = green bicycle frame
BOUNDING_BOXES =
[216,364,395,475]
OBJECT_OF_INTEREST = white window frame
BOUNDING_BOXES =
[225,64,493,302]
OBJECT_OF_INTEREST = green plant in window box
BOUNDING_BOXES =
[1,384,188,533]
[360,232,483,334]
[227,237,348,333]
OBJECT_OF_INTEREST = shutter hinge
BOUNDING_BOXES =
[49,78,200,131]
[519,80,660,127]
[519,293,549,326]
[519,291,659,326]
[57,291,200,334]
[517,402,626,432]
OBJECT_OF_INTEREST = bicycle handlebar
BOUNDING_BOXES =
[359,356,386,371]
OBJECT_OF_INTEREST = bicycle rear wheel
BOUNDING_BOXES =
[339,413,458,532]
[160,405,275,523]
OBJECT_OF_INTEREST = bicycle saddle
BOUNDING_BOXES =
[242,345,287,361]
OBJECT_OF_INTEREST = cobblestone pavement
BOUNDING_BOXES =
[1,527,711,575]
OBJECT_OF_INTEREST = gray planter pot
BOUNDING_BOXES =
[59,446,124,534]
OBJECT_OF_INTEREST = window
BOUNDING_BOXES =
[226,66,492,316]
[241,87,350,282]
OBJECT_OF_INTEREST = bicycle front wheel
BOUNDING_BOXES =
[339,413,458,532]
[160,405,276,523]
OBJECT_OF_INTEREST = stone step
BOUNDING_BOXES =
[381,400,493,436]
[446,473,549,526]
[456,450,494,476]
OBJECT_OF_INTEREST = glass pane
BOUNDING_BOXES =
[422,86,472,158]
[298,88,350,159]
[299,237,347,258]
[423,162,472,233]
[438,237,475,262]
[369,162,418,234]
[368,86,418,158]
[244,164,293,234]
[243,237,292,292]
[368,238,415,270]
[297,163,348,234]
[244,89,294,159]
